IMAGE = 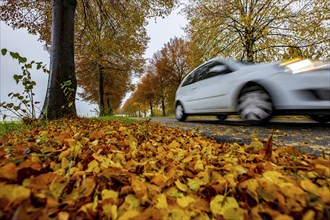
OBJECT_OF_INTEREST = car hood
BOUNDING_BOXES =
[238,62,279,73]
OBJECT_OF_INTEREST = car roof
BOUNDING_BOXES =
[208,56,247,70]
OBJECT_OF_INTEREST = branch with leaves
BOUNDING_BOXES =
[1,49,49,120]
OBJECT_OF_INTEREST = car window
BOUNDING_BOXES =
[196,61,232,81]
[181,63,209,86]
[181,71,196,86]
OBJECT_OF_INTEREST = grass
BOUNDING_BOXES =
[0,116,139,138]
[0,121,23,137]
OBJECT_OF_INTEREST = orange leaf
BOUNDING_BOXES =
[0,163,17,180]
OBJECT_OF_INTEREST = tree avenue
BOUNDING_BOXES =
[1,0,177,118]
[122,0,329,117]
[184,0,330,65]
[2,0,329,118]
[122,37,191,116]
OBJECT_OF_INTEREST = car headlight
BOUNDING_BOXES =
[280,58,329,74]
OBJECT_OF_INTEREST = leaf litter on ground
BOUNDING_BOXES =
[0,118,329,219]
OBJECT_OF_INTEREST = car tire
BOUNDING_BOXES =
[216,115,227,121]
[176,103,187,121]
[238,85,273,122]
[310,115,330,123]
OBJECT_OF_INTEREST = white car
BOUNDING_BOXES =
[175,57,330,123]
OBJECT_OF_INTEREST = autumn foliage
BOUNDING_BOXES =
[122,37,191,116]
[0,118,329,219]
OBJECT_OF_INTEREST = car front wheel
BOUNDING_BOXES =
[310,115,330,123]
[176,103,187,121]
[238,85,273,122]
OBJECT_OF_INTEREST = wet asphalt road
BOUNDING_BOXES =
[151,117,330,156]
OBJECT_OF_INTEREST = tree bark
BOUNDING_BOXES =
[98,64,105,116]
[105,97,112,115]
[149,101,154,117]
[245,32,255,63]
[161,98,166,116]
[41,0,77,119]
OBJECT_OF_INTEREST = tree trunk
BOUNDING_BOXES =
[98,64,105,116]
[149,101,154,117]
[105,97,112,115]
[245,33,255,63]
[41,0,77,119]
[161,98,166,116]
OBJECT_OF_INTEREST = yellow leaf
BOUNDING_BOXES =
[102,189,118,200]
[103,204,117,219]
[62,177,96,205]
[187,178,202,191]
[240,179,259,198]
[246,138,264,153]
[168,207,190,219]
[302,210,315,220]
[85,160,100,173]
[57,212,70,220]
[155,194,168,209]
[262,171,284,184]
[118,210,140,220]
[169,140,180,148]
[69,140,82,158]
[131,175,148,204]
[61,157,69,169]
[93,153,115,169]
[175,180,189,192]
[166,187,184,198]
[273,214,294,220]
[300,179,319,194]
[222,207,247,220]
[315,164,330,177]
[176,196,195,208]
[119,194,140,211]
[196,171,210,185]
[210,195,225,215]
[210,195,239,216]
[194,159,204,171]
[280,183,305,197]
[49,176,66,199]
[59,148,71,161]
[0,183,30,210]
[234,165,247,175]
[317,186,330,203]
[79,196,98,218]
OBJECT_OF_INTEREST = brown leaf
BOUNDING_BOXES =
[89,130,105,140]
[0,163,17,180]
[263,134,273,161]
[18,158,42,171]
[130,175,148,204]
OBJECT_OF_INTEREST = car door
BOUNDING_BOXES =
[180,63,211,113]
[176,68,199,113]
[190,61,234,113]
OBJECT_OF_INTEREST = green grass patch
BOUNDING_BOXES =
[0,121,23,137]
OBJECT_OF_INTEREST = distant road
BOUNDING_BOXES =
[151,117,330,156]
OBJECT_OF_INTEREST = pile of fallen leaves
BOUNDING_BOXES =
[0,118,329,220]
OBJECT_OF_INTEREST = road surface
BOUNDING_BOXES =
[151,117,330,156]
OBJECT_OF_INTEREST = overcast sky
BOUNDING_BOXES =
[0,7,187,119]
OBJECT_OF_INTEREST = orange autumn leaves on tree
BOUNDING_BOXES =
[0,118,329,219]
[123,37,191,116]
